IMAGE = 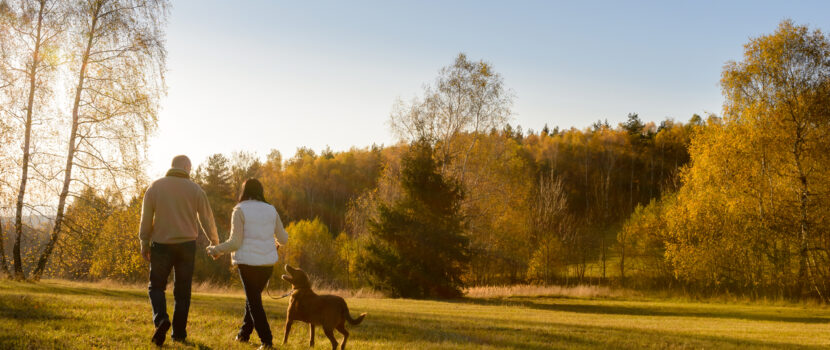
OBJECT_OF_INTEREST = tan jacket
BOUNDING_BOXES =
[139,168,219,250]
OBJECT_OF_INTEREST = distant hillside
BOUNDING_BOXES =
[0,215,54,228]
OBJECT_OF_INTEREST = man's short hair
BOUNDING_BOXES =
[171,155,191,170]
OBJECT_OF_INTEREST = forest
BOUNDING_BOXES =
[1,11,829,300]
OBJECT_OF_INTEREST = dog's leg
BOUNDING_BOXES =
[336,323,349,350]
[323,327,338,350]
[309,324,315,347]
[283,320,293,345]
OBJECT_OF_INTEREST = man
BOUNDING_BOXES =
[139,155,219,346]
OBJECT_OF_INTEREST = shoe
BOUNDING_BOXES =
[151,319,171,347]
[235,335,249,343]
[258,344,274,349]
[171,337,187,344]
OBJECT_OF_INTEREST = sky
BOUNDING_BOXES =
[147,0,830,177]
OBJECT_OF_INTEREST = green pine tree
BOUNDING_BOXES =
[193,153,235,282]
[360,140,469,298]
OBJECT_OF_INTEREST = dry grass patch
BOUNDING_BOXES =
[465,284,641,299]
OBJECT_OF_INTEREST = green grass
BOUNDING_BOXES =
[1,280,829,349]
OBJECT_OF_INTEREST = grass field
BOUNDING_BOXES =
[1,280,829,349]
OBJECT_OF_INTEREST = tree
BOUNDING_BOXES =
[719,20,830,297]
[88,196,145,281]
[458,130,534,284]
[271,146,383,234]
[196,153,234,230]
[229,151,262,193]
[30,0,168,280]
[643,21,830,299]
[528,172,571,284]
[388,54,518,286]
[0,24,13,274]
[390,53,512,181]
[192,153,234,282]
[48,187,113,279]
[2,0,64,280]
[591,123,626,280]
[0,218,8,275]
[283,218,343,287]
[360,140,469,298]
[617,198,674,287]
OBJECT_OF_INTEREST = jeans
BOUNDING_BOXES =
[148,240,196,340]
[237,264,274,345]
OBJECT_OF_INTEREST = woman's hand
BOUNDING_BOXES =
[206,245,221,260]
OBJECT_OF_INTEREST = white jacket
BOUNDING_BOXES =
[213,200,289,266]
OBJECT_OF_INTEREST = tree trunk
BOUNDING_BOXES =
[0,219,9,275]
[32,5,100,280]
[601,161,613,281]
[12,1,46,280]
[600,238,606,281]
[649,153,654,199]
[787,104,811,298]
[797,172,809,297]
[619,238,626,286]
[629,153,635,210]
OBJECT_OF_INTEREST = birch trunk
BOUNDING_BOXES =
[32,3,100,280]
[12,0,46,280]
[0,219,9,275]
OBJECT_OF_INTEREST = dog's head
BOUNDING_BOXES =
[281,264,311,289]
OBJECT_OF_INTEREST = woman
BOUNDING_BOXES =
[207,178,289,350]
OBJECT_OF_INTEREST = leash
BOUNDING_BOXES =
[265,280,294,300]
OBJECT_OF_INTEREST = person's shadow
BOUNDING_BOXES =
[169,339,212,349]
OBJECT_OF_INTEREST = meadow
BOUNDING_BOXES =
[1,279,828,349]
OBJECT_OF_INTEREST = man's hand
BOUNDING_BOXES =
[141,246,151,263]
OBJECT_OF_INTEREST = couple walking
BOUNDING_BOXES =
[138,155,288,348]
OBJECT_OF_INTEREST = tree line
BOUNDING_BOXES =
[2,19,828,301]
[17,73,695,298]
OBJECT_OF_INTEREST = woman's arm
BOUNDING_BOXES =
[274,210,288,246]
[211,206,244,255]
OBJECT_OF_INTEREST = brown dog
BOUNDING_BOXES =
[281,265,366,350]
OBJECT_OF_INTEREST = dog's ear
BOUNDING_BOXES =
[281,274,293,283]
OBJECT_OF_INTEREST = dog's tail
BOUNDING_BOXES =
[346,312,366,325]
[343,303,366,325]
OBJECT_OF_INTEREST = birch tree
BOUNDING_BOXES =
[0,19,10,274]
[0,0,64,280]
[528,172,571,285]
[390,53,512,182]
[720,20,830,297]
[655,21,830,299]
[32,0,168,279]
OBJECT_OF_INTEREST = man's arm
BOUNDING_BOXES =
[212,206,244,254]
[138,186,155,261]
[196,188,220,246]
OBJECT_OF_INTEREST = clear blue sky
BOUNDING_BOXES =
[148,0,830,177]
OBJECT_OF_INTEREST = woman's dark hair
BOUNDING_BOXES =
[238,178,268,203]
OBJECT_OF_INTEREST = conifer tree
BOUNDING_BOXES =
[361,140,469,298]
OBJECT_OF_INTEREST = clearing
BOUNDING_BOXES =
[0,280,828,349]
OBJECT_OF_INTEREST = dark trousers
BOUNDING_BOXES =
[148,241,196,340]
[237,264,274,345]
